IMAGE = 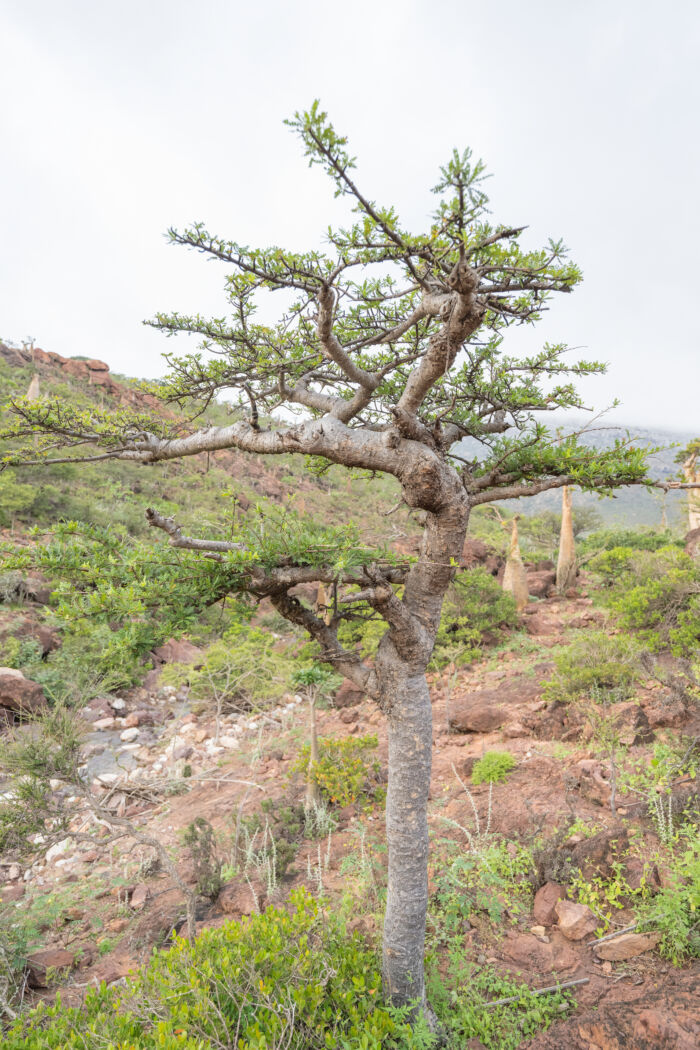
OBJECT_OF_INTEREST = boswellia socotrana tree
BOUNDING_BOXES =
[1,103,661,1011]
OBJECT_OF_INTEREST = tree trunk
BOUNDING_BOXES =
[378,471,470,1010]
[556,486,577,594]
[381,666,433,1005]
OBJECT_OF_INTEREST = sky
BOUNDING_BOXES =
[1,0,698,432]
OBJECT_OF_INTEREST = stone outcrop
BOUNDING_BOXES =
[0,667,47,714]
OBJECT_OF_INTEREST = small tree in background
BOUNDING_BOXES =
[0,102,665,1011]
[556,485,577,593]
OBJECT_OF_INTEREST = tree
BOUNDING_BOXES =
[556,485,577,593]
[0,102,662,1012]
[677,439,700,532]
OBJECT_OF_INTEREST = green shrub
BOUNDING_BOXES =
[162,622,298,713]
[471,751,516,785]
[601,548,700,657]
[4,890,423,1049]
[426,956,572,1050]
[636,828,700,964]
[431,568,519,669]
[293,734,380,807]
[580,528,681,555]
[544,631,642,703]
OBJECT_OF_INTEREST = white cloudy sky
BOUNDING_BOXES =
[2,0,698,430]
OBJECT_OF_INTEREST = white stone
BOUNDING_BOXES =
[179,722,198,736]
[49,778,63,792]
[93,717,115,731]
[45,837,75,863]
[8,863,22,880]
[96,772,120,786]
[120,727,140,742]
[219,736,240,750]
[110,698,126,711]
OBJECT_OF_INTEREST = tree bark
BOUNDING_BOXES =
[556,485,577,593]
[381,665,433,1005]
[378,466,470,1009]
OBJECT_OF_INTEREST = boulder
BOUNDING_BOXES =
[569,826,629,881]
[555,898,597,940]
[26,948,75,988]
[218,881,265,918]
[129,884,150,910]
[449,676,542,734]
[527,569,556,598]
[334,678,365,708]
[0,668,46,714]
[85,358,109,372]
[595,931,661,961]
[533,881,567,925]
[151,638,205,666]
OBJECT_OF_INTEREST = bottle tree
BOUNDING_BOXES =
[1,103,656,1011]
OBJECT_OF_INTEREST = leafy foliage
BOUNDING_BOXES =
[471,751,517,785]
[544,631,642,703]
[591,547,700,657]
[431,568,519,669]
[3,890,424,1049]
[293,735,381,808]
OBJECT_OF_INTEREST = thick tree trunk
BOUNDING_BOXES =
[378,468,470,1010]
[556,485,577,593]
[381,666,433,1004]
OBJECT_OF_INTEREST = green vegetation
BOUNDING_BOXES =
[293,735,381,808]
[544,631,642,703]
[431,569,519,669]
[471,751,517,785]
[3,890,427,1049]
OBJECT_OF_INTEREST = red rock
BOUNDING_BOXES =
[524,614,557,637]
[122,713,139,728]
[0,668,47,714]
[61,358,90,379]
[151,638,205,666]
[334,678,365,708]
[129,884,150,910]
[339,707,359,723]
[0,884,25,902]
[218,881,265,917]
[595,931,661,960]
[85,358,109,371]
[527,569,556,598]
[555,899,597,940]
[533,881,567,925]
[502,930,579,973]
[26,948,75,987]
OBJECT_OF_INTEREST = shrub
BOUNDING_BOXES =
[471,751,516,785]
[4,890,421,1049]
[293,734,381,807]
[580,528,681,555]
[161,622,297,713]
[431,568,519,669]
[636,828,700,964]
[544,631,642,703]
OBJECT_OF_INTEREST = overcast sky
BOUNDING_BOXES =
[2,0,698,431]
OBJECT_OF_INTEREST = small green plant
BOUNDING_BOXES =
[426,954,573,1049]
[431,568,519,669]
[544,631,642,703]
[471,751,516,785]
[293,734,381,807]
[635,827,700,964]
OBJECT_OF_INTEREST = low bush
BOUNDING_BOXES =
[161,622,298,713]
[590,546,700,658]
[471,751,516,785]
[636,828,700,964]
[3,890,425,1049]
[293,734,381,807]
[544,631,642,703]
[431,568,519,669]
